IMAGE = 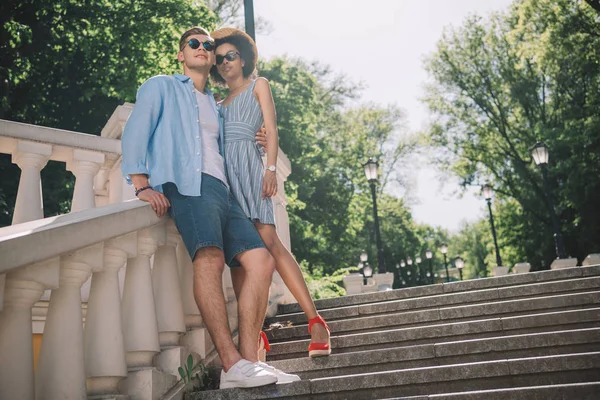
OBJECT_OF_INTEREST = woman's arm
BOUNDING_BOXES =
[254,77,279,198]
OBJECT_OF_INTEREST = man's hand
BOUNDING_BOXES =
[255,126,268,152]
[137,188,171,217]
[262,171,277,199]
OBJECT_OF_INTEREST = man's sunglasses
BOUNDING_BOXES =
[216,51,240,65]
[187,38,215,52]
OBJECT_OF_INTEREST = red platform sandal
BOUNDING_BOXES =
[258,331,271,362]
[308,315,331,357]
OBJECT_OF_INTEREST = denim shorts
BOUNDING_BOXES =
[163,174,265,267]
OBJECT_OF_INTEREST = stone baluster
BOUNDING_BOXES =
[67,149,105,212]
[121,226,164,369]
[11,140,52,224]
[84,233,136,397]
[35,245,102,399]
[176,237,202,329]
[152,220,186,348]
[0,258,59,400]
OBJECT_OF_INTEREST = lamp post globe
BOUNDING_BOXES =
[455,256,465,281]
[363,263,373,278]
[360,251,368,263]
[531,142,549,166]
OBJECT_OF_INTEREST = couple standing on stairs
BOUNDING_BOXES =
[121,26,331,389]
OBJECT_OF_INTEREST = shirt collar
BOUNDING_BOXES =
[173,74,213,96]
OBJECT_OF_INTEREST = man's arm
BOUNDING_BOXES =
[121,78,170,216]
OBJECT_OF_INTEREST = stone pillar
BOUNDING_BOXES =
[343,274,364,296]
[176,237,202,329]
[152,221,186,348]
[84,234,136,396]
[108,162,124,204]
[0,258,59,400]
[121,226,164,369]
[35,246,100,400]
[11,140,52,224]
[67,149,105,212]
[373,272,394,291]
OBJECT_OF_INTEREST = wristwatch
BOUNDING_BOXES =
[267,165,277,172]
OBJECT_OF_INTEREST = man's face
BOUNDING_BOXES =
[178,34,215,71]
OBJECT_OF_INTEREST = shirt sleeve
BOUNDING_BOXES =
[121,78,163,185]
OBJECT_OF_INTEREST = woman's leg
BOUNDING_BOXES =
[255,223,329,345]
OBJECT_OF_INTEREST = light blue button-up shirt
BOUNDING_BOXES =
[121,73,224,196]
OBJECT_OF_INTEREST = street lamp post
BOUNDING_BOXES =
[531,143,567,259]
[425,249,433,284]
[364,158,386,273]
[482,184,503,267]
[243,0,256,41]
[407,257,413,285]
[455,256,464,281]
[416,256,422,285]
[440,244,450,283]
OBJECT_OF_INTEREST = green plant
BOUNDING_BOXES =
[178,354,212,391]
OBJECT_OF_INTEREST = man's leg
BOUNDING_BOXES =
[233,249,275,362]
[192,247,241,371]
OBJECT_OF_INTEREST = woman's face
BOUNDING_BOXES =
[215,43,245,82]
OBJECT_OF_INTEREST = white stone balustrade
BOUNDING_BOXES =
[35,244,102,399]
[11,140,52,224]
[153,220,186,348]
[121,226,164,369]
[68,149,106,212]
[84,233,136,396]
[0,258,59,400]
[0,112,294,399]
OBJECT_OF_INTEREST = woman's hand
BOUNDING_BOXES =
[262,170,277,199]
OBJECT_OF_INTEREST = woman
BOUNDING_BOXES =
[210,28,331,359]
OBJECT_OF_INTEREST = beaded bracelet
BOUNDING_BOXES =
[135,185,152,197]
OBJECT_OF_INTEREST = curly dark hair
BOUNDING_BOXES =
[210,35,257,85]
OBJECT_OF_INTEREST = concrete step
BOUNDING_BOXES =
[269,276,600,327]
[267,307,600,360]
[187,352,600,399]
[265,290,600,343]
[277,265,600,315]
[383,382,600,399]
[268,328,600,379]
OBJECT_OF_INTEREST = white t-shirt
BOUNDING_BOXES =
[195,90,227,185]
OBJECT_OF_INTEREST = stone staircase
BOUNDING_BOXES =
[188,265,600,399]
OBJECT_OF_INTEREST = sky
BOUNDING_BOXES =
[253,0,514,233]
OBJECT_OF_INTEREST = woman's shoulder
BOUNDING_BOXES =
[252,77,271,97]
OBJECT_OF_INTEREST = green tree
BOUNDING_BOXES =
[0,0,217,225]
[423,0,600,268]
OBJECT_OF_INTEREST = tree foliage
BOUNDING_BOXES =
[423,0,600,268]
[0,0,218,225]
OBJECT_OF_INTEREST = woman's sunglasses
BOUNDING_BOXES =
[216,51,240,65]
[187,38,215,52]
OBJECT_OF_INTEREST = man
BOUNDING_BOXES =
[121,26,297,388]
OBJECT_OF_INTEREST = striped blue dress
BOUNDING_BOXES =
[220,79,275,225]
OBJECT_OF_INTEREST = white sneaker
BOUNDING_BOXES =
[256,361,301,384]
[219,359,278,389]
